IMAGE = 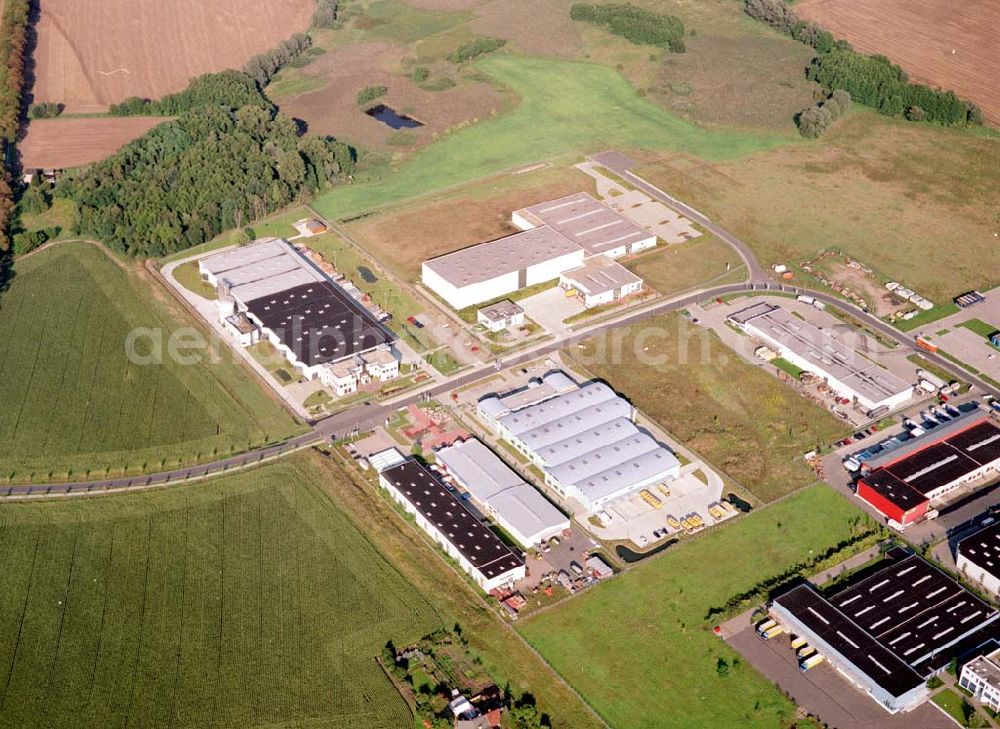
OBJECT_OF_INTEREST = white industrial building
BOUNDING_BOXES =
[435,438,570,548]
[559,256,644,308]
[512,192,656,260]
[421,227,584,310]
[729,302,913,413]
[422,192,653,310]
[957,521,1000,598]
[478,374,680,513]
[960,645,1000,713]
[199,239,400,394]
[374,450,526,593]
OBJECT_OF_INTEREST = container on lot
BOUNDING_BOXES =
[800,653,825,671]
[796,295,815,305]
[756,618,777,635]
[761,625,784,641]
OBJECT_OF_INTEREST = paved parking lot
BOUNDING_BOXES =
[519,287,585,336]
[725,616,954,729]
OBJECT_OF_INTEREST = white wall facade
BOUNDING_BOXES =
[629,235,657,255]
[958,552,1000,597]
[422,264,520,310]
[525,249,586,287]
[960,660,1000,712]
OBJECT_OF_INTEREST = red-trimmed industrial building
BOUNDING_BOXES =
[856,410,1000,528]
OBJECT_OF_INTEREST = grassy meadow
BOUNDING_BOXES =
[0,244,304,482]
[566,312,849,502]
[518,485,870,729]
[311,54,785,220]
[0,456,440,728]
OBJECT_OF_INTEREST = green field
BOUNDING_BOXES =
[0,456,439,727]
[0,244,304,481]
[519,485,868,729]
[311,54,783,221]
[567,312,849,502]
[627,234,746,297]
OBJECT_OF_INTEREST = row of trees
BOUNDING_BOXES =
[110,33,312,116]
[796,89,851,138]
[447,37,507,64]
[28,102,64,119]
[0,0,31,254]
[61,104,354,257]
[570,3,686,53]
[807,51,979,125]
[743,0,981,126]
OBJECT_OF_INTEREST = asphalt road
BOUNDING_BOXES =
[5,152,996,499]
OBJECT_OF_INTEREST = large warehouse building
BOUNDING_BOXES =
[729,302,913,413]
[199,239,398,391]
[435,438,570,548]
[771,550,999,714]
[422,192,652,310]
[375,451,526,593]
[958,521,1000,598]
[478,374,680,513]
[856,410,1000,527]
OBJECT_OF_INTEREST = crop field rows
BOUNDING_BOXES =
[0,244,303,480]
[0,458,438,727]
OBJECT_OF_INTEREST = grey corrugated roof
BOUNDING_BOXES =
[542,371,576,392]
[546,431,662,487]
[517,397,634,451]
[436,439,524,502]
[534,417,638,467]
[499,381,619,436]
[423,226,582,287]
[199,237,287,275]
[560,257,642,296]
[436,438,568,545]
[517,192,652,256]
[477,396,508,421]
[228,266,322,302]
[572,447,680,504]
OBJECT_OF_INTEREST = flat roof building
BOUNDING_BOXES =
[378,458,525,592]
[771,551,999,714]
[436,438,570,548]
[481,375,680,513]
[513,192,656,259]
[729,302,913,413]
[958,521,1000,598]
[960,644,1000,713]
[857,412,1000,527]
[559,257,644,309]
[477,300,525,332]
[423,191,656,310]
[421,227,584,310]
[200,239,397,382]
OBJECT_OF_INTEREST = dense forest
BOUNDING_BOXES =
[0,0,30,254]
[744,0,981,126]
[61,105,353,257]
[570,3,686,53]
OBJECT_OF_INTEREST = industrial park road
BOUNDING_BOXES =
[5,153,996,498]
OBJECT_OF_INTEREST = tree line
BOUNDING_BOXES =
[0,0,31,254]
[312,0,340,29]
[570,3,686,53]
[110,33,312,116]
[796,89,851,138]
[447,37,507,64]
[744,0,981,126]
[59,104,354,257]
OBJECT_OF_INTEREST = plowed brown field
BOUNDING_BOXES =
[32,0,313,112]
[20,117,167,169]
[796,0,1000,124]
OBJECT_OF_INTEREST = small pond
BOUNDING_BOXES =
[365,104,423,130]
[357,265,378,284]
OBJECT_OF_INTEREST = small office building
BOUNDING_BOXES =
[559,256,644,308]
[477,300,525,332]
